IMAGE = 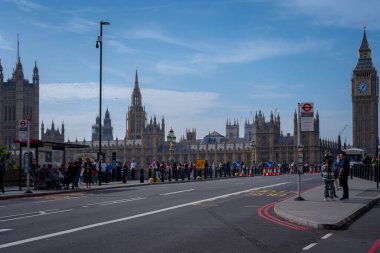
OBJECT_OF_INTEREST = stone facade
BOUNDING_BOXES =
[0,41,39,148]
[92,108,113,142]
[41,121,64,142]
[351,28,379,156]
[68,72,338,167]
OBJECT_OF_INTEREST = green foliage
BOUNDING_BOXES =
[0,145,11,159]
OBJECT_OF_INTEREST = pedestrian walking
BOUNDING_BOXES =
[131,160,137,180]
[333,154,341,194]
[83,158,92,188]
[140,168,144,183]
[322,156,335,200]
[122,161,128,183]
[339,151,350,200]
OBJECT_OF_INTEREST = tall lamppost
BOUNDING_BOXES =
[96,20,110,186]
[167,128,176,163]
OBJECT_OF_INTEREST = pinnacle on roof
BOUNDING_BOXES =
[359,25,370,52]
[134,69,139,88]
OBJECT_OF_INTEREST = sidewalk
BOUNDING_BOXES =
[274,178,380,229]
[0,180,157,200]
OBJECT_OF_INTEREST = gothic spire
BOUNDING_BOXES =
[359,25,370,52]
[17,34,20,63]
[135,69,139,88]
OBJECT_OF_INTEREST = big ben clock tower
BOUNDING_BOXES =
[351,27,379,156]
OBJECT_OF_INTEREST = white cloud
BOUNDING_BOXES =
[0,33,12,50]
[65,17,97,34]
[192,38,331,65]
[249,84,296,99]
[40,82,220,141]
[153,37,331,76]
[126,28,201,50]
[155,62,201,76]
[278,0,380,28]
[108,40,137,54]
[3,0,45,12]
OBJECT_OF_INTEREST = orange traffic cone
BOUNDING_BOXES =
[240,169,245,177]
[249,167,253,177]
[263,167,267,176]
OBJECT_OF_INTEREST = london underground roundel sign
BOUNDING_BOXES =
[301,103,312,112]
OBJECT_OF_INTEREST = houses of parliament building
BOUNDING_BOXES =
[67,70,339,167]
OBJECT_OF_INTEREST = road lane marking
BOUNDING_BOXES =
[82,197,145,207]
[258,203,308,230]
[321,233,332,239]
[160,189,194,196]
[302,243,317,250]
[0,229,12,233]
[368,239,380,253]
[0,182,289,249]
[0,209,59,219]
[0,209,72,222]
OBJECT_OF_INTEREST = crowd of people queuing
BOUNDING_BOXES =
[27,158,265,190]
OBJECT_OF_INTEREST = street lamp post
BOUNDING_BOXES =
[96,20,110,186]
[167,128,176,163]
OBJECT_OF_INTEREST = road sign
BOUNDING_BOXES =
[300,102,314,117]
[25,114,31,121]
[19,120,27,128]
[301,117,314,131]
[196,160,205,169]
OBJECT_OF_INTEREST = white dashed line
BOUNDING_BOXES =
[302,243,317,251]
[0,229,12,233]
[321,233,332,239]
[160,189,194,196]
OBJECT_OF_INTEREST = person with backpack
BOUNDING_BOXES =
[322,155,335,200]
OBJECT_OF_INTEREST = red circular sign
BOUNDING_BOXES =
[302,103,312,112]
[19,120,27,128]
[25,114,31,121]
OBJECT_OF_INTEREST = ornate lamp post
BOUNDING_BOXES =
[250,140,256,175]
[167,128,176,163]
[96,20,110,186]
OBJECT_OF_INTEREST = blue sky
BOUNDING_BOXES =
[1,0,380,144]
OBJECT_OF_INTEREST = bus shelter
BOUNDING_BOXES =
[16,140,89,190]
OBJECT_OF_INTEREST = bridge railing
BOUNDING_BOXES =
[351,164,379,189]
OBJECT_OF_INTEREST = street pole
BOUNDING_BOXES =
[25,119,32,193]
[295,102,304,201]
[96,20,110,186]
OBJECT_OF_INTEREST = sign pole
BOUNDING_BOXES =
[295,103,304,201]
[25,118,32,193]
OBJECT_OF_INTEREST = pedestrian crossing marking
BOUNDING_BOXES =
[247,189,290,197]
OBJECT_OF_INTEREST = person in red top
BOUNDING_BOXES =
[122,161,129,183]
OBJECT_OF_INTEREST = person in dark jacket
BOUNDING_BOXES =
[139,168,144,183]
[338,152,350,200]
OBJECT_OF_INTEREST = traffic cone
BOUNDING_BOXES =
[248,167,253,177]
[277,167,281,175]
[240,169,245,177]
[263,167,266,176]
[268,167,272,176]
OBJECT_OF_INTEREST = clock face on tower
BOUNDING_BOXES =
[356,82,369,94]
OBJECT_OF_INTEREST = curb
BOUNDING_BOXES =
[274,196,380,230]
[0,175,241,200]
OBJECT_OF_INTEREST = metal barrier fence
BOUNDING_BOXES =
[352,164,379,189]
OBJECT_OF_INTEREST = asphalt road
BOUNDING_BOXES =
[0,174,378,253]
